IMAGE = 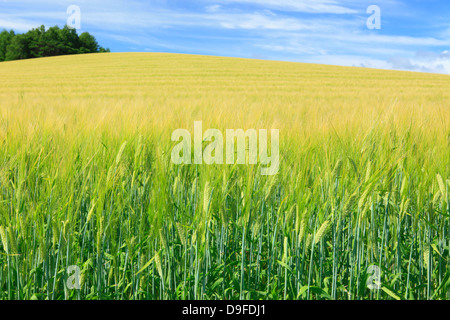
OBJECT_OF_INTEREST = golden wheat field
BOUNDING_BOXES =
[0,52,449,300]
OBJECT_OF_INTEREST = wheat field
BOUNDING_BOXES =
[0,52,449,300]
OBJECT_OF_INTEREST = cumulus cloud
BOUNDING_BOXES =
[388,51,450,74]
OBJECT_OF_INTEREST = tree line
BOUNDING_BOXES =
[0,25,110,62]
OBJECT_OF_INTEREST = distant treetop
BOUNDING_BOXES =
[0,25,110,62]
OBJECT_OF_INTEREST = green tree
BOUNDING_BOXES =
[59,25,81,55]
[5,33,30,61]
[40,26,65,56]
[2,25,108,62]
[26,25,47,58]
[79,32,99,53]
[0,30,15,61]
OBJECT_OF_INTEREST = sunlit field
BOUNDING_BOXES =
[0,52,449,300]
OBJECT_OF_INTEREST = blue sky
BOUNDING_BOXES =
[1,0,449,73]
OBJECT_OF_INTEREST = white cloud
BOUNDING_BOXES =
[0,18,39,31]
[216,0,358,14]
[218,12,319,31]
[205,5,221,13]
[334,33,450,47]
[303,52,450,74]
[257,43,327,55]
[388,51,450,74]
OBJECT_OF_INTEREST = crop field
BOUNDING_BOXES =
[0,52,449,300]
